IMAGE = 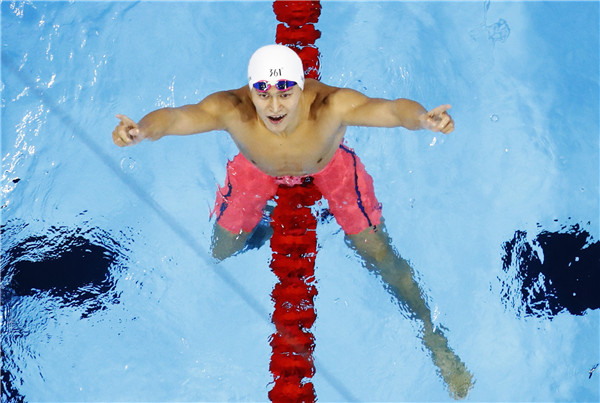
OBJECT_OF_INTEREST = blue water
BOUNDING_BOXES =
[2,1,598,402]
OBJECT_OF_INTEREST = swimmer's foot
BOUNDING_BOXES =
[423,328,474,400]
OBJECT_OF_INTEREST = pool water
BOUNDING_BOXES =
[2,1,598,401]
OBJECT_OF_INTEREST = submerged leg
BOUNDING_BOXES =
[211,223,251,261]
[346,221,474,399]
[211,205,275,261]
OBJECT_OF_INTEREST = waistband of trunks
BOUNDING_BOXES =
[274,175,314,187]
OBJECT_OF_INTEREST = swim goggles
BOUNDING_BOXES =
[252,80,297,92]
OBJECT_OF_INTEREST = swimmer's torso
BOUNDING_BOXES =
[223,80,347,177]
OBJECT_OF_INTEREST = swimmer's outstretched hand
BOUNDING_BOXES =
[113,114,143,147]
[421,104,454,134]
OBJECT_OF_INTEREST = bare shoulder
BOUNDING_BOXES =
[199,87,249,111]
[303,80,360,121]
[304,79,368,113]
[187,86,255,122]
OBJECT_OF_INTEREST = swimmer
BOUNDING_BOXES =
[113,44,473,399]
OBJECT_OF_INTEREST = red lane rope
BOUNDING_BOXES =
[274,1,322,80]
[269,2,322,402]
[269,182,321,402]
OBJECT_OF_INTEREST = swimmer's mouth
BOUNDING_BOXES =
[268,114,286,124]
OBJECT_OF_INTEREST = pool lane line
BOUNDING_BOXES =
[2,53,358,402]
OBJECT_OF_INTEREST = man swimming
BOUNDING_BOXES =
[112,44,474,399]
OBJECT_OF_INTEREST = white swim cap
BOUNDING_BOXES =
[248,44,305,90]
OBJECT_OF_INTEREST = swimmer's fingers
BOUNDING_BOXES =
[116,114,136,127]
[433,113,454,134]
[113,114,142,146]
[439,117,454,134]
[425,104,454,134]
[428,104,452,116]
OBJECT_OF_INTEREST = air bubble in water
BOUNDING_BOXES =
[120,157,136,172]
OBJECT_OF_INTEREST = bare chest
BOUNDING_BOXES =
[229,120,345,176]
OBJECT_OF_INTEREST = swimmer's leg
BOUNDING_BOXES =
[210,223,251,261]
[211,205,275,261]
[346,220,474,399]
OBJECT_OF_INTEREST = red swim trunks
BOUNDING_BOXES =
[212,144,382,234]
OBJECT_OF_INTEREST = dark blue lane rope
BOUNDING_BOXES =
[2,55,358,402]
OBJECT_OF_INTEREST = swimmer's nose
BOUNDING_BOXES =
[269,96,282,112]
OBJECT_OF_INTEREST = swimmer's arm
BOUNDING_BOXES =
[336,88,454,134]
[140,91,234,138]
[113,91,235,146]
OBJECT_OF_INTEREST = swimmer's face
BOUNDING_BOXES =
[251,85,302,134]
